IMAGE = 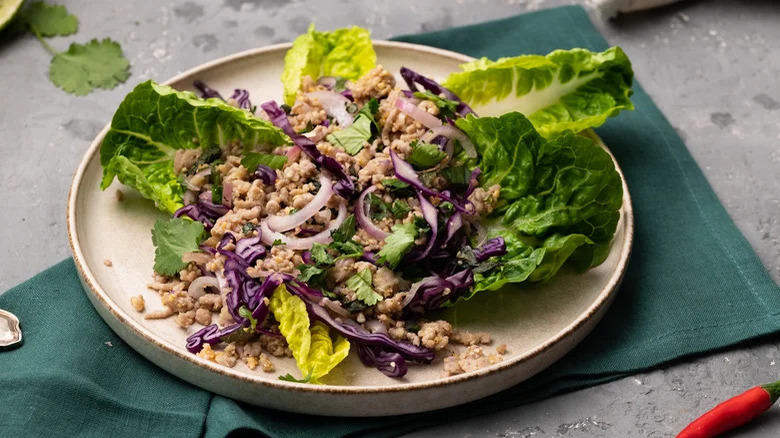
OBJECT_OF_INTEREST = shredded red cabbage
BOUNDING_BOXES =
[174,199,229,230]
[399,67,476,117]
[193,80,224,100]
[254,164,277,185]
[229,89,253,110]
[356,344,407,378]
[473,237,507,262]
[261,100,355,197]
[285,280,434,377]
[404,269,475,318]
[185,322,243,353]
[389,149,470,213]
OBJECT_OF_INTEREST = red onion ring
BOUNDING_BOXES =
[422,124,476,158]
[307,90,353,127]
[267,174,333,232]
[364,319,388,335]
[182,251,212,265]
[286,146,301,163]
[222,180,233,207]
[356,186,389,240]
[394,98,442,130]
[319,297,352,318]
[259,203,348,250]
[187,276,220,299]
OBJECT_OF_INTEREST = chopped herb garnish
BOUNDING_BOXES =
[413,90,460,120]
[390,199,411,218]
[272,239,284,246]
[408,140,447,169]
[241,152,287,172]
[345,268,382,306]
[377,222,418,269]
[241,222,257,234]
[310,243,334,265]
[330,214,357,243]
[278,369,313,383]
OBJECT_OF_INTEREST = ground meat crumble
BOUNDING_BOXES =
[144,65,504,379]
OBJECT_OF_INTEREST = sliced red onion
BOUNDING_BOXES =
[182,251,212,265]
[317,76,338,89]
[410,192,438,262]
[259,203,347,250]
[364,319,388,335]
[422,124,476,158]
[267,174,333,232]
[443,213,463,246]
[389,149,469,214]
[319,297,351,319]
[187,276,220,299]
[222,180,233,207]
[394,98,442,130]
[286,146,301,163]
[301,250,313,265]
[307,90,353,127]
[183,190,197,206]
[356,185,389,240]
[183,167,211,191]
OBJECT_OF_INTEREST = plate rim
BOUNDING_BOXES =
[66,40,634,395]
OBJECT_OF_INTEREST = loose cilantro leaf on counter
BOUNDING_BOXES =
[20,1,77,36]
[408,140,446,169]
[377,223,417,269]
[345,268,381,306]
[49,38,131,95]
[151,218,205,276]
[241,153,288,172]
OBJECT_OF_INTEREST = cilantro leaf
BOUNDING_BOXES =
[381,178,410,191]
[310,243,334,265]
[241,153,287,172]
[151,218,205,276]
[21,1,78,37]
[413,90,459,120]
[390,200,411,218]
[279,369,313,383]
[298,264,327,283]
[440,165,472,187]
[49,38,131,95]
[368,193,388,220]
[345,268,382,306]
[326,114,372,155]
[330,214,356,243]
[272,238,284,246]
[238,306,258,331]
[377,223,417,269]
[408,140,446,169]
[330,240,364,260]
[326,98,379,155]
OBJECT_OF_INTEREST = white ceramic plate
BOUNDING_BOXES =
[67,41,633,417]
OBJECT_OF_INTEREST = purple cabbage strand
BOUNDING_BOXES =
[399,67,476,117]
[261,100,354,197]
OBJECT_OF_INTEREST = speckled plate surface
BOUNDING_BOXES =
[67,41,634,417]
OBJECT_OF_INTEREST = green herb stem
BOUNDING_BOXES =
[29,24,59,55]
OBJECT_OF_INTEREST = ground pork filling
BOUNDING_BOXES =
[139,67,504,378]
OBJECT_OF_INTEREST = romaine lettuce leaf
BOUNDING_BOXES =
[100,80,289,213]
[457,112,622,296]
[470,226,594,295]
[443,47,633,138]
[268,285,350,384]
[282,25,376,105]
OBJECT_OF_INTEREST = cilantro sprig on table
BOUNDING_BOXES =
[16,1,131,95]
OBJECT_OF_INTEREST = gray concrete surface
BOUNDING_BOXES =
[0,0,778,436]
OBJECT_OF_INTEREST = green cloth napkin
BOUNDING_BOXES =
[2,5,779,437]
